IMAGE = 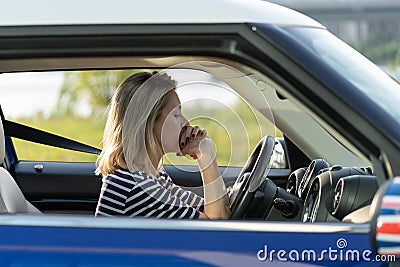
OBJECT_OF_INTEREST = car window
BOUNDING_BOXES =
[0,69,281,166]
[284,27,400,123]
[0,70,132,162]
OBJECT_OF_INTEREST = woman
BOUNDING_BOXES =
[95,71,231,219]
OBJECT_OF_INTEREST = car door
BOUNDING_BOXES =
[0,215,379,266]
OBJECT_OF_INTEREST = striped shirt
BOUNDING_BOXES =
[95,169,204,219]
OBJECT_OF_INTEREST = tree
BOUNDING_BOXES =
[55,70,135,117]
[392,49,400,70]
[355,30,400,66]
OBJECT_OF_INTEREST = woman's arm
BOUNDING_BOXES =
[180,126,231,220]
[196,141,231,219]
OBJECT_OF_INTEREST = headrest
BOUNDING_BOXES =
[0,119,5,162]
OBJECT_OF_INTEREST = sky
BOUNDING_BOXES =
[0,72,64,119]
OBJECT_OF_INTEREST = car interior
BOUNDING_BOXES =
[0,55,382,224]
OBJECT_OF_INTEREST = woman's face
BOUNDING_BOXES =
[154,91,189,154]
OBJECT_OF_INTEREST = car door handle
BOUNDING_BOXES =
[34,164,44,173]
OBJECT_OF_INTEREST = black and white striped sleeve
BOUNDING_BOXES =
[95,171,134,217]
[158,171,204,212]
[125,172,201,219]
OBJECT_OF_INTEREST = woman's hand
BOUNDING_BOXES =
[179,126,231,220]
[179,126,213,160]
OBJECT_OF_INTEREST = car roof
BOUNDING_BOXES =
[0,0,323,28]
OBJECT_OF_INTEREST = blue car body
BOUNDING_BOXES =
[0,0,399,266]
[0,216,385,266]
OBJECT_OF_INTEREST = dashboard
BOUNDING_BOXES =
[282,159,377,222]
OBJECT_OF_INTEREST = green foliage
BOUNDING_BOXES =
[392,49,400,70]
[354,31,400,66]
[14,100,279,167]
[13,115,105,162]
[14,69,281,167]
[56,70,136,116]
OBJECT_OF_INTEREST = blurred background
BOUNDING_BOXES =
[0,69,275,167]
[267,0,400,80]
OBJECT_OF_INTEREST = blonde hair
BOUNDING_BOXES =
[96,71,177,177]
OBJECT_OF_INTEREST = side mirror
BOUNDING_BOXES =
[370,177,400,261]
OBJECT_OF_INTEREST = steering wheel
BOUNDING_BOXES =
[229,135,275,219]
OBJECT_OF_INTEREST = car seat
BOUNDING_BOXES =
[0,118,41,214]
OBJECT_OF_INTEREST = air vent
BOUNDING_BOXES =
[298,160,314,197]
[332,179,343,214]
[286,174,296,194]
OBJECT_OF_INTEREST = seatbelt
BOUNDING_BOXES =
[3,120,101,155]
